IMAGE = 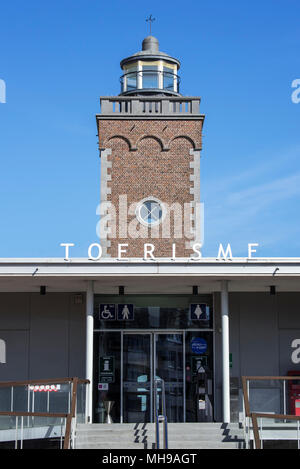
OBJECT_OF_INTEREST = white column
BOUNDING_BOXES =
[158,60,163,89]
[86,280,94,423]
[221,280,230,423]
[137,61,142,89]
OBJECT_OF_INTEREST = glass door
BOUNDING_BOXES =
[122,332,184,423]
[122,333,152,423]
[154,333,184,423]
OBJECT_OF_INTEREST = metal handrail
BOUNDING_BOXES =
[250,412,300,449]
[242,376,300,449]
[154,378,168,449]
[0,377,89,449]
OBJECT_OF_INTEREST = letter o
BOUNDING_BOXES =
[88,243,102,261]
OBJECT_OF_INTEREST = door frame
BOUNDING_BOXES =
[121,330,185,423]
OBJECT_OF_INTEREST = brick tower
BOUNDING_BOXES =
[96,36,205,258]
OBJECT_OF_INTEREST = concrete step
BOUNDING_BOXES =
[76,423,242,431]
[75,422,245,450]
[76,440,243,449]
[76,433,243,442]
[77,442,154,449]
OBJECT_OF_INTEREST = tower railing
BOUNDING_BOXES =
[120,70,181,95]
[99,96,201,116]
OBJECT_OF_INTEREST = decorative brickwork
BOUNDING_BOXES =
[97,107,204,258]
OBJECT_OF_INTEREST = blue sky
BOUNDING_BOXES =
[0,0,299,258]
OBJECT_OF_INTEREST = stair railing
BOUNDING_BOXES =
[242,376,300,449]
[0,377,89,449]
[154,378,168,449]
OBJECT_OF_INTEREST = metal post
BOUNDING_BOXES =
[120,332,123,424]
[15,416,18,449]
[137,61,142,89]
[86,280,94,423]
[221,280,230,423]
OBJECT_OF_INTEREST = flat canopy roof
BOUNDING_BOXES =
[0,257,300,293]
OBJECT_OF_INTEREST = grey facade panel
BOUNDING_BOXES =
[278,293,300,329]
[0,330,29,381]
[0,293,86,383]
[0,293,30,330]
[238,293,279,376]
[68,298,86,378]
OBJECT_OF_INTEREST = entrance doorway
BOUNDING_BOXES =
[122,332,184,423]
[94,330,214,424]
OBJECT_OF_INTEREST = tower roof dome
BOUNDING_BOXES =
[119,36,181,97]
[142,35,159,52]
[120,36,180,69]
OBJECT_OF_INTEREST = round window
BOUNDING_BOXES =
[137,198,164,226]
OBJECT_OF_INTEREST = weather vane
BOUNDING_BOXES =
[146,14,155,35]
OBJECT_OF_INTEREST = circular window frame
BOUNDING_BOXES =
[136,197,166,227]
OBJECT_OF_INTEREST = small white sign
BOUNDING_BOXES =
[28,384,61,392]
[199,399,206,410]
[98,383,109,391]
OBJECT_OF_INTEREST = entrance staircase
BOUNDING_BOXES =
[75,422,245,449]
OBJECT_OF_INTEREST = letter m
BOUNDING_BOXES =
[217,243,233,260]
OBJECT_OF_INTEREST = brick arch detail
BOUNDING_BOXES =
[105,135,132,151]
[168,135,197,149]
[136,134,166,152]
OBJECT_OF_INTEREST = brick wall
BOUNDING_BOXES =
[97,118,203,258]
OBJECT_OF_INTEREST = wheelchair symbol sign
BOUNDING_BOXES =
[99,304,116,321]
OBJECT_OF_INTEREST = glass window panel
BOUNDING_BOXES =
[185,331,214,422]
[163,66,175,91]
[155,334,184,423]
[126,72,137,91]
[123,334,151,423]
[0,387,11,412]
[142,65,158,89]
[140,200,162,225]
[94,332,121,423]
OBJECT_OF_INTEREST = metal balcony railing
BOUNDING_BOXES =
[120,70,181,95]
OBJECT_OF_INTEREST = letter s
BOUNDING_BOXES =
[291,339,300,364]
[291,79,300,104]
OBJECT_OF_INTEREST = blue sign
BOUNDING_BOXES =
[117,304,134,321]
[99,304,116,321]
[190,303,209,321]
[191,337,207,355]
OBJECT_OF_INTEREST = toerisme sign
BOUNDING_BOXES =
[60,242,260,261]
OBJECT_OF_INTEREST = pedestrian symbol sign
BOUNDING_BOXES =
[190,304,209,321]
[117,304,134,321]
[99,304,116,321]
